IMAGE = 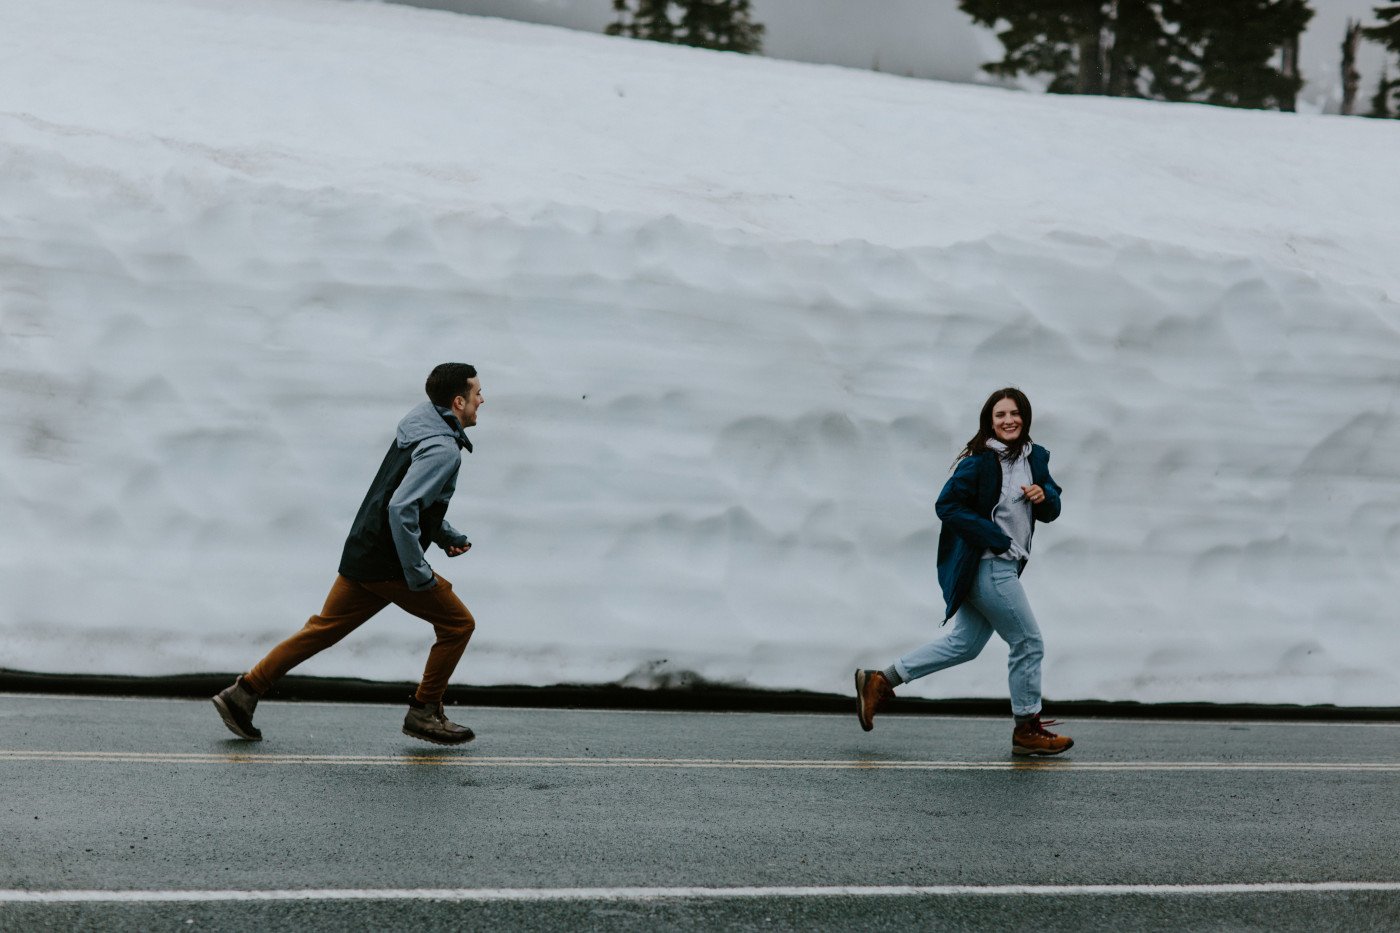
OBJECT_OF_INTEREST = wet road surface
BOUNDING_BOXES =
[2,694,1397,931]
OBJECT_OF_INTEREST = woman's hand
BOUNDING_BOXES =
[1021,485,1046,505]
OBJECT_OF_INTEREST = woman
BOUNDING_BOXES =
[855,387,1072,756]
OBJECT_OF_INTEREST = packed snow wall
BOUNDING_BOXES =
[1,0,1398,705]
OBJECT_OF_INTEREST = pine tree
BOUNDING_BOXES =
[1176,0,1313,111]
[1363,3,1400,56]
[606,0,764,54]
[957,0,1143,97]
[1366,66,1398,117]
[959,0,1311,110]
[607,0,678,44]
[1365,4,1400,117]
[679,0,764,52]
[1342,19,1363,115]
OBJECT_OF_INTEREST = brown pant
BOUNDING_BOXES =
[244,574,476,704]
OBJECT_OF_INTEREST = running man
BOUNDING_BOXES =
[213,363,484,745]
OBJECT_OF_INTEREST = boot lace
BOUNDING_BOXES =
[1022,715,1061,737]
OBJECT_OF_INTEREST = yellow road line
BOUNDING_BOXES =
[1,750,1398,771]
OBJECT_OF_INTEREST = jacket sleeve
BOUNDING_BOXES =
[387,439,459,590]
[936,456,1012,553]
[433,519,469,551]
[1032,450,1062,524]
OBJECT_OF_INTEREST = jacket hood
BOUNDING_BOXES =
[395,401,472,452]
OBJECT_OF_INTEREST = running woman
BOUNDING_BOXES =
[855,387,1072,756]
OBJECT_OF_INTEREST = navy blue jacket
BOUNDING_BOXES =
[934,444,1061,621]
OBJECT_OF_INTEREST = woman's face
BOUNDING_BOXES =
[991,396,1023,443]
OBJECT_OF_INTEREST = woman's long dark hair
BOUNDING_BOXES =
[955,387,1033,463]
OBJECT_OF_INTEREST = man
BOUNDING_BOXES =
[213,363,484,745]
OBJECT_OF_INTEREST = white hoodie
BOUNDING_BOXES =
[982,439,1033,562]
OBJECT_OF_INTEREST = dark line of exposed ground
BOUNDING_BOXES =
[2,669,1397,721]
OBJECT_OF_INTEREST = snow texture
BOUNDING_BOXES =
[1,0,1398,705]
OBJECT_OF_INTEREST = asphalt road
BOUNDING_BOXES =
[2,694,1398,931]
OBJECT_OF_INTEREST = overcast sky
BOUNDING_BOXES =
[391,0,1395,113]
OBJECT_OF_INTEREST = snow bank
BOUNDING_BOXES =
[1,0,1398,705]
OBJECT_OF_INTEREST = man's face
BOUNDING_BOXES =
[453,377,483,428]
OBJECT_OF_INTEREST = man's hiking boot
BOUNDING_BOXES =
[403,698,475,746]
[212,675,262,741]
[1012,714,1073,756]
[855,669,894,732]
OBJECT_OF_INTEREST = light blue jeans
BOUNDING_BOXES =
[893,559,1044,718]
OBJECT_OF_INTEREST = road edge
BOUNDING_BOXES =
[2,669,1397,720]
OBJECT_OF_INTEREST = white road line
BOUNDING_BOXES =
[2,883,1399,904]
[2,750,1398,771]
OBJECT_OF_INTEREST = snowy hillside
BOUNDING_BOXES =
[1,0,1398,705]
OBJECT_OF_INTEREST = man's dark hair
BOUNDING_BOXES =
[425,363,478,409]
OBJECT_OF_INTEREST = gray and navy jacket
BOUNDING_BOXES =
[338,402,472,591]
[934,444,1061,621]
